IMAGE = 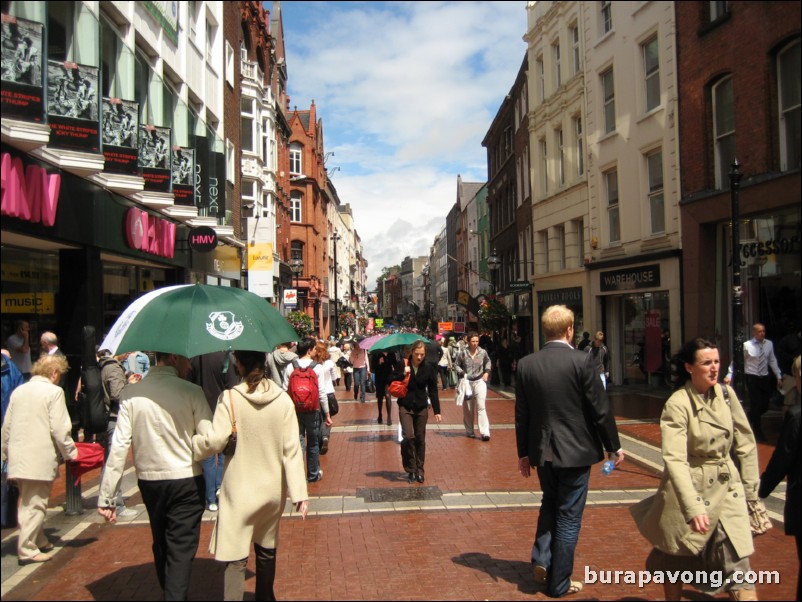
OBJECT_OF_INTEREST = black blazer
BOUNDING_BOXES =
[758,403,800,536]
[390,360,440,414]
[515,341,620,468]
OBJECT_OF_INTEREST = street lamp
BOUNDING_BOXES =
[331,232,341,338]
[289,257,304,292]
[729,160,744,397]
[487,248,501,293]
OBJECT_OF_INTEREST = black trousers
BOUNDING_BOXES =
[399,405,429,475]
[746,374,774,435]
[138,476,205,601]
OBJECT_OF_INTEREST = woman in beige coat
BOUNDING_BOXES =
[1,355,77,565]
[192,350,308,601]
[631,337,760,600]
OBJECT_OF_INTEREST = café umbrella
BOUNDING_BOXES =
[100,284,299,357]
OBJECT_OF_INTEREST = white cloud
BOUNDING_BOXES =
[282,1,528,285]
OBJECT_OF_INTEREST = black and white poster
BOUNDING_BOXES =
[102,98,139,174]
[0,14,44,120]
[47,60,100,152]
[138,125,171,192]
[171,146,194,205]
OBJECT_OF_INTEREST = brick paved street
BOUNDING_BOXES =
[1,384,796,600]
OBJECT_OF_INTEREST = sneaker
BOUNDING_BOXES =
[320,437,329,455]
[532,564,548,585]
[207,503,219,512]
[116,507,139,518]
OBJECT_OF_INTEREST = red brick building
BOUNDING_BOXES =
[676,1,800,358]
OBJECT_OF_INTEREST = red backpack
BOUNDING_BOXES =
[288,360,320,413]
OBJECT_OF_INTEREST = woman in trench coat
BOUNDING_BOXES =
[631,337,760,601]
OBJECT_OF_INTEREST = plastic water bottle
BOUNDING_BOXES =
[601,460,615,475]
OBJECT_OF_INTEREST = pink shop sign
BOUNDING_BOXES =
[0,152,61,226]
[125,207,176,259]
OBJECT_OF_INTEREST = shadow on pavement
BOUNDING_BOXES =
[364,470,406,483]
[452,552,541,595]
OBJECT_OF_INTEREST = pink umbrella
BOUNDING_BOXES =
[358,333,387,350]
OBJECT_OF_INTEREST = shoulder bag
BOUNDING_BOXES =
[222,390,237,457]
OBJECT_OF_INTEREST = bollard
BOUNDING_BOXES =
[64,462,84,516]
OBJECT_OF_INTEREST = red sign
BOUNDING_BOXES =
[125,207,176,259]
[1,152,61,226]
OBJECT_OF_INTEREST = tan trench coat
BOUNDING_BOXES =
[631,383,759,558]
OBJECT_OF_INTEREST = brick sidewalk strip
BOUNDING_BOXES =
[1,385,796,600]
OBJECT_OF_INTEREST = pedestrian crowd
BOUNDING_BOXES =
[0,314,799,601]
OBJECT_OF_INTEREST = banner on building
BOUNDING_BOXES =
[101,97,138,174]
[171,146,195,205]
[139,125,171,192]
[47,60,99,152]
[1,15,44,121]
[247,242,274,299]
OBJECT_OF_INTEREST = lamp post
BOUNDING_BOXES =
[729,160,744,397]
[289,257,304,304]
[331,232,341,338]
[487,247,501,294]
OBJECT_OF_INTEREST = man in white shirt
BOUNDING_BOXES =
[6,320,32,379]
[98,353,212,600]
[725,323,782,441]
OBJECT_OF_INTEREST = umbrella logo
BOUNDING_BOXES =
[206,311,244,341]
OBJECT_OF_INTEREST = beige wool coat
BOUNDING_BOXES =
[192,379,307,561]
[1,376,77,481]
[631,383,759,558]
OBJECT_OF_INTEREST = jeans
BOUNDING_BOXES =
[532,463,591,597]
[202,453,224,506]
[297,411,321,481]
[353,367,367,400]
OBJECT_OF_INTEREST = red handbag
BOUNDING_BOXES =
[388,373,410,398]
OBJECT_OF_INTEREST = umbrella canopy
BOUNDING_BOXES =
[369,333,430,353]
[100,284,299,357]
[358,333,387,350]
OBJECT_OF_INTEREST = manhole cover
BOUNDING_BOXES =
[356,486,443,503]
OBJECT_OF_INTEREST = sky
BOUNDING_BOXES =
[279,1,529,288]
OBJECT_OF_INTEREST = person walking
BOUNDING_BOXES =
[350,342,370,402]
[454,333,492,441]
[515,305,623,597]
[631,337,760,601]
[341,343,353,393]
[6,320,32,379]
[265,342,297,388]
[1,355,77,565]
[759,354,801,601]
[98,353,213,601]
[312,341,336,455]
[436,336,454,390]
[576,331,591,352]
[192,350,309,601]
[725,322,783,441]
[328,339,343,387]
[389,340,441,483]
[371,349,398,426]
[190,351,240,512]
[587,331,610,389]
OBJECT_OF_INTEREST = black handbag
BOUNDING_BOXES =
[327,392,339,417]
[222,390,237,456]
[365,376,376,394]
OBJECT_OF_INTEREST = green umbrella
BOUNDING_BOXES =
[369,332,430,353]
[100,284,299,357]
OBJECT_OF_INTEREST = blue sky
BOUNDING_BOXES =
[279,1,528,286]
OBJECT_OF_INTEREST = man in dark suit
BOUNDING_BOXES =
[515,305,624,597]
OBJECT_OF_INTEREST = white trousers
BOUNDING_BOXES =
[462,379,490,437]
[16,479,52,560]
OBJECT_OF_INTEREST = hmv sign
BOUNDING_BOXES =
[189,226,217,252]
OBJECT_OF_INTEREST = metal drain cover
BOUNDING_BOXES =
[357,486,443,503]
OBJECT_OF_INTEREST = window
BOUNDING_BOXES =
[189,1,200,41]
[537,55,545,102]
[290,192,302,223]
[225,41,235,87]
[290,241,304,269]
[646,151,665,234]
[556,128,565,185]
[574,116,584,176]
[206,20,216,64]
[242,179,257,213]
[571,25,580,75]
[240,98,255,152]
[601,1,613,35]
[290,142,303,175]
[226,139,235,184]
[710,1,729,21]
[606,169,620,243]
[574,219,585,267]
[712,76,735,188]
[555,225,566,270]
[552,40,561,89]
[601,68,616,134]
[778,40,801,171]
[643,37,660,112]
[540,139,548,195]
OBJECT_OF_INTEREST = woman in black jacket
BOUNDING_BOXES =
[389,340,441,484]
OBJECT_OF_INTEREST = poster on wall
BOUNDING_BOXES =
[101,98,139,174]
[171,146,195,205]
[46,60,99,152]
[138,125,171,192]
[0,14,44,120]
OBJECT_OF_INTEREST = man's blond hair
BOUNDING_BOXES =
[541,305,574,340]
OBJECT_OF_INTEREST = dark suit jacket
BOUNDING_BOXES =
[515,340,620,468]
[759,403,800,536]
[390,360,440,414]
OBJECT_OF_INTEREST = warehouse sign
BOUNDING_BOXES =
[600,264,660,292]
